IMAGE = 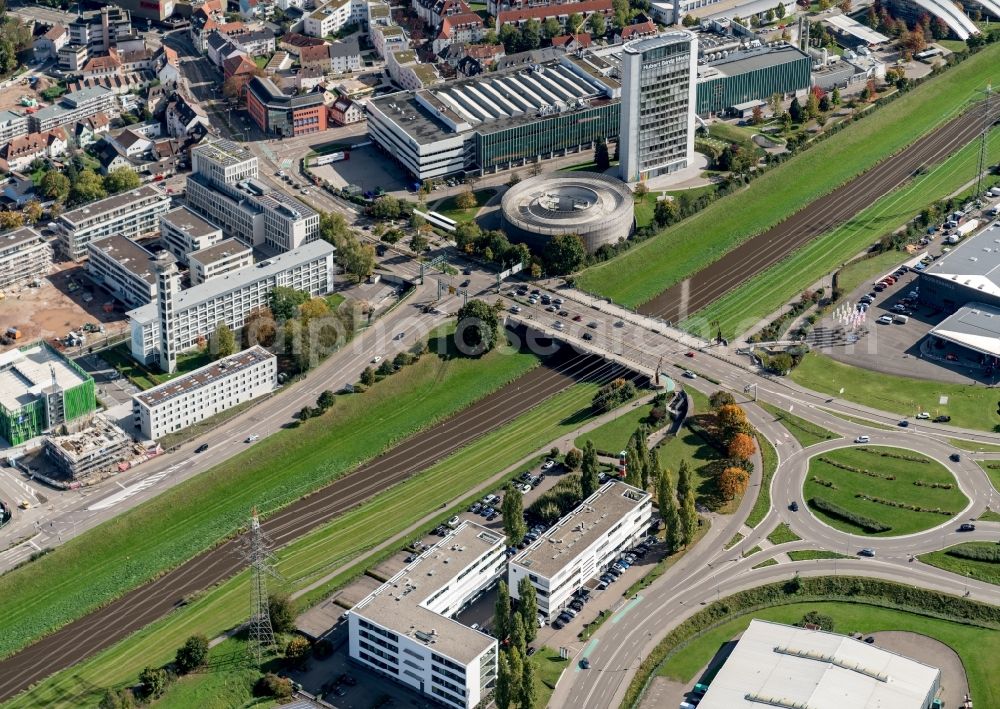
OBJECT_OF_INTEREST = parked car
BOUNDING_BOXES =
[582,332,594,341]
[877,315,893,324]
[542,459,555,470]
[916,412,930,419]
[934,415,952,423]
[447,515,460,528]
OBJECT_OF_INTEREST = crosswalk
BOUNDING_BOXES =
[86,462,186,511]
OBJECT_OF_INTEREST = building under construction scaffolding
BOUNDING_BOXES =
[42,414,133,479]
[0,342,95,446]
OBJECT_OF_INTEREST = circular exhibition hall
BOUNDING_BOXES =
[500,172,635,253]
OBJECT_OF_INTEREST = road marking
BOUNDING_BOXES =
[87,462,188,511]
[574,638,600,673]
[611,595,643,624]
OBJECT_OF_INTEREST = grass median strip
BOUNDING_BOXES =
[805,446,966,536]
[759,401,839,448]
[787,549,852,561]
[919,543,1000,586]
[745,433,778,528]
[576,44,1000,309]
[3,378,613,708]
[0,339,540,662]
[791,352,1000,432]
[766,523,800,545]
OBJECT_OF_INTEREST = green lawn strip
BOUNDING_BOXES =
[100,343,215,391]
[752,558,778,569]
[919,543,1000,586]
[952,439,1000,453]
[724,533,744,550]
[805,446,967,536]
[742,545,762,557]
[573,401,663,454]
[5,381,607,708]
[979,509,1000,522]
[623,518,711,598]
[657,425,730,512]
[834,251,917,296]
[434,188,497,223]
[766,523,801,545]
[0,343,540,661]
[654,599,1000,706]
[745,433,778,528]
[758,401,839,448]
[576,44,1000,308]
[691,128,1000,338]
[325,292,346,309]
[820,408,895,431]
[145,635,273,709]
[787,549,851,561]
[791,352,999,432]
[977,461,1000,493]
[529,646,570,709]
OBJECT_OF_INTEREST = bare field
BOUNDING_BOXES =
[0,263,129,353]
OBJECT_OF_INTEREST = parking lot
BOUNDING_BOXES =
[309,145,411,195]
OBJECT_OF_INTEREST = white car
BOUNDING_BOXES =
[372,355,383,363]
[245,434,259,443]
[541,459,555,470]
[683,370,697,379]
[915,412,930,420]
[854,435,870,444]
[554,321,564,329]
[877,315,893,324]
[519,483,532,494]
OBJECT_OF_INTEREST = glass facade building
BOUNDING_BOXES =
[619,31,698,183]
[695,47,812,116]
[475,102,620,173]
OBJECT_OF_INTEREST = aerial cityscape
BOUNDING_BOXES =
[0,0,997,706]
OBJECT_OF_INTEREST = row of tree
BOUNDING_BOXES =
[37,163,142,209]
[493,577,540,709]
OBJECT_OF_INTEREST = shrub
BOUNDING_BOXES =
[98,688,136,709]
[808,496,891,532]
[268,593,296,634]
[174,634,209,674]
[254,673,293,698]
[285,635,311,670]
[138,666,169,699]
[797,610,834,631]
[564,448,582,470]
[592,378,636,413]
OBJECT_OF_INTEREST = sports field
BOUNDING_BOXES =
[804,446,966,536]
[576,44,1000,309]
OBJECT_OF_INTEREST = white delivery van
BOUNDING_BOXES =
[894,314,909,324]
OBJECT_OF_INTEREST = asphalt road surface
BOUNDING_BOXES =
[0,348,637,701]
[641,100,1000,323]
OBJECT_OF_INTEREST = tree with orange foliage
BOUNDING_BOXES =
[727,432,757,462]
[719,467,750,501]
[716,404,751,444]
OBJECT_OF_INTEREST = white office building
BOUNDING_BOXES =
[188,239,253,285]
[699,620,942,709]
[127,240,335,365]
[619,31,698,183]
[159,206,224,264]
[86,234,158,309]
[0,227,53,290]
[509,480,652,619]
[132,345,278,440]
[53,184,171,260]
[348,521,505,709]
[185,140,319,251]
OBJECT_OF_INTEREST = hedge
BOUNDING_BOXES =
[808,496,892,533]
[623,575,1000,708]
[947,545,1000,563]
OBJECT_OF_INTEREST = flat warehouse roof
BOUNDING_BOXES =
[921,220,1000,297]
[511,480,650,578]
[825,13,890,44]
[135,345,274,407]
[701,45,810,77]
[699,620,940,708]
[0,343,90,411]
[929,302,1000,356]
[352,521,503,663]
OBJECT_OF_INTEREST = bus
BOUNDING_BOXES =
[415,209,457,233]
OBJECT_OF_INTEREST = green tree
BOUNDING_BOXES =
[798,610,834,631]
[23,198,43,224]
[543,233,586,275]
[624,439,640,488]
[268,592,296,633]
[708,390,735,410]
[564,447,582,470]
[679,486,697,546]
[507,646,525,704]
[69,168,107,204]
[495,580,512,643]
[831,87,841,105]
[360,366,377,386]
[337,232,377,282]
[592,378,636,413]
[456,299,501,355]
[211,321,236,359]
[520,19,542,50]
[138,666,168,699]
[676,459,692,500]
[40,170,70,202]
[519,655,537,709]
[658,468,681,553]
[588,11,606,37]
[317,390,336,410]
[269,286,309,320]
[502,483,527,543]
[543,17,561,37]
[788,96,803,123]
[594,139,610,171]
[581,440,599,498]
[517,576,539,643]
[653,197,679,227]
[567,11,584,33]
[99,688,136,709]
[370,195,402,220]
[103,167,141,194]
[175,634,209,674]
[775,2,786,17]
[805,91,820,119]
[496,652,515,709]
[298,406,314,421]
[510,612,526,656]
[645,446,660,492]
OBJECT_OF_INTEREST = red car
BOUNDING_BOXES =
[685,351,696,358]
